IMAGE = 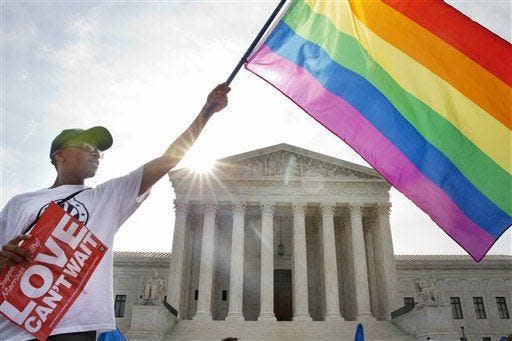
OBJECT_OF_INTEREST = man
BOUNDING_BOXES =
[0,83,230,340]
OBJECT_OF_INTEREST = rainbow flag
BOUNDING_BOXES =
[245,0,511,262]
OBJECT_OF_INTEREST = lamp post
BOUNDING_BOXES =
[461,326,467,341]
[277,217,284,256]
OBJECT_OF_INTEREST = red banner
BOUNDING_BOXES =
[0,202,107,340]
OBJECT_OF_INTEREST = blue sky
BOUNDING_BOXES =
[1,1,511,256]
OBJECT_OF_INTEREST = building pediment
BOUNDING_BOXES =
[216,150,378,180]
[168,144,389,200]
[170,144,383,182]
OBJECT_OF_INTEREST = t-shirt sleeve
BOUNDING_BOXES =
[93,166,150,230]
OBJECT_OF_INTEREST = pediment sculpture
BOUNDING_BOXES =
[218,151,376,179]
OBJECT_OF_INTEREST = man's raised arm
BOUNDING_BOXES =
[138,83,230,196]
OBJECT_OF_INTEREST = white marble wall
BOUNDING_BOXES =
[396,256,512,340]
[113,253,170,333]
[114,253,511,339]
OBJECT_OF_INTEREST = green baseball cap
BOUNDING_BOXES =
[50,126,113,158]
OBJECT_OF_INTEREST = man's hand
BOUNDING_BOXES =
[138,83,231,196]
[201,83,230,115]
[0,234,32,272]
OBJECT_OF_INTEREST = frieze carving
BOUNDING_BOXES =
[217,151,376,179]
[175,180,389,198]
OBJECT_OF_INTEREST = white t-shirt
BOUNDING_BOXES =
[0,166,149,340]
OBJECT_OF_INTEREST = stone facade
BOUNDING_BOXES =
[114,253,511,340]
[112,144,511,340]
[166,144,398,324]
[395,255,512,340]
[113,252,171,333]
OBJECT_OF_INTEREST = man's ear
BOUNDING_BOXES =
[53,150,65,166]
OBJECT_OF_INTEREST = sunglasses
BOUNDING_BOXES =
[59,143,104,158]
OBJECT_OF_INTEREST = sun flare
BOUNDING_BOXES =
[187,158,215,174]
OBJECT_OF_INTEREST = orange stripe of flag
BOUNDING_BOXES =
[350,0,511,129]
[382,0,512,87]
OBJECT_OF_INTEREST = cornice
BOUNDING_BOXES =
[112,251,511,270]
[395,254,512,270]
[172,181,390,199]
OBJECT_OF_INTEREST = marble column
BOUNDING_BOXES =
[364,219,380,319]
[193,202,217,321]
[349,203,374,320]
[374,203,399,319]
[291,202,312,321]
[166,200,188,317]
[320,202,343,321]
[226,201,246,321]
[258,201,277,321]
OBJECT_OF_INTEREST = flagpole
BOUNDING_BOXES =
[204,0,287,118]
[225,0,287,86]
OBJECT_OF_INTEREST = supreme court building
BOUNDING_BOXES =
[167,143,397,322]
[114,144,511,340]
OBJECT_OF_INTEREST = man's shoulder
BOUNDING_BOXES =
[4,189,46,206]
[2,187,72,211]
[94,166,144,193]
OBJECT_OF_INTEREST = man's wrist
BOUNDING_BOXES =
[199,107,213,120]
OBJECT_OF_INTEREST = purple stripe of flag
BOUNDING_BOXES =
[246,45,495,261]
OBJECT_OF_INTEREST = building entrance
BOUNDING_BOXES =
[274,269,293,321]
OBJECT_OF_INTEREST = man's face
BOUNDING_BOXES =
[54,145,101,179]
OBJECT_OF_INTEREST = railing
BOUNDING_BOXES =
[163,299,178,317]
[391,303,415,319]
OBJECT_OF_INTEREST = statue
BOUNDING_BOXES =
[415,273,439,306]
[141,271,165,305]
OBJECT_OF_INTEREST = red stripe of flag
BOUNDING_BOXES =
[382,0,512,87]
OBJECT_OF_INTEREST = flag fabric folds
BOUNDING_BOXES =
[245,0,512,262]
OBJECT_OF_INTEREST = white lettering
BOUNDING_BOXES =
[24,316,42,333]
[35,305,52,323]
[82,232,97,248]
[78,243,91,256]
[0,300,36,325]
[63,258,81,278]
[20,265,53,299]
[52,215,86,250]
[1,267,24,300]
[35,237,68,268]
[42,289,62,309]
[74,250,89,267]
[54,274,72,289]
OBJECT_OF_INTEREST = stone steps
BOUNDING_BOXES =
[166,320,415,340]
